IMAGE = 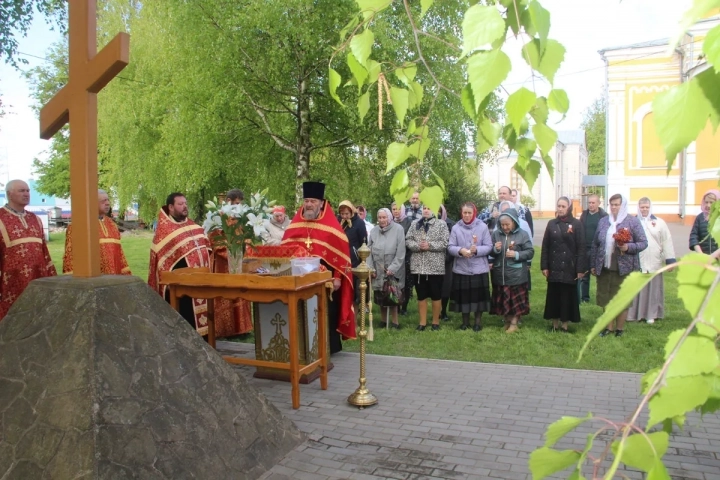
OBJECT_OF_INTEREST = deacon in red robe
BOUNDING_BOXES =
[62,189,131,275]
[148,192,211,335]
[0,179,57,321]
[282,181,356,353]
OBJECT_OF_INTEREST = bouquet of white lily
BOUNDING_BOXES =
[203,189,276,271]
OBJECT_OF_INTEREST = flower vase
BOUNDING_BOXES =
[228,249,244,274]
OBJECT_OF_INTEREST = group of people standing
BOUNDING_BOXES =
[2,176,719,348]
[363,187,535,333]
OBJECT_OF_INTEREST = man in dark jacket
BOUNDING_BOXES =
[578,194,608,303]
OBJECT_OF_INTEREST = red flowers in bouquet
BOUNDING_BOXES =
[613,227,632,246]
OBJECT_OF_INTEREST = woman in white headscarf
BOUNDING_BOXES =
[589,194,648,337]
[627,197,676,324]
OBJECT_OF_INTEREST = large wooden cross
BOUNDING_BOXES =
[39,0,129,277]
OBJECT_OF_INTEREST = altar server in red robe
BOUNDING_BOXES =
[282,181,356,353]
[63,189,131,275]
[0,179,57,320]
[148,192,211,334]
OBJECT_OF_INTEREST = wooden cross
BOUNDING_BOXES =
[39,0,129,277]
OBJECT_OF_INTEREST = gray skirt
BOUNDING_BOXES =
[627,274,664,321]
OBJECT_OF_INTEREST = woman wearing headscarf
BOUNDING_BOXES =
[262,205,291,245]
[392,201,414,315]
[338,200,368,306]
[391,202,413,233]
[438,205,455,321]
[689,189,720,255]
[627,197,676,325]
[337,200,367,268]
[490,207,534,333]
[541,197,586,333]
[448,202,493,331]
[367,208,406,329]
[405,205,449,331]
[589,193,648,337]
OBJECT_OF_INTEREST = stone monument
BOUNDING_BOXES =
[0,276,303,478]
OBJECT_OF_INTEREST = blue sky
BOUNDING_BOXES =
[0,0,692,183]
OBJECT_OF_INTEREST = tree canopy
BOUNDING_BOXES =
[0,0,65,66]
[29,0,486,221]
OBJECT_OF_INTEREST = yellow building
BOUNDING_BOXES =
[600,15,720,224]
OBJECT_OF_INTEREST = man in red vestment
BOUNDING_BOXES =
[0,179,57,321]
[282,181,356,353]
[62,189,131,275]
[148,193,211,335]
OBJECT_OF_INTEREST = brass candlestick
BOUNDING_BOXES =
[348,243,378,408]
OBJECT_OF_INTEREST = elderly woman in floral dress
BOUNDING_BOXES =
[627,197,676,325]
[589,193,648,337]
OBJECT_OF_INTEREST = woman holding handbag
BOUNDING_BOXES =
[367,208,406,329]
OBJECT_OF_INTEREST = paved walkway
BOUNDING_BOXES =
[219,342,720,480]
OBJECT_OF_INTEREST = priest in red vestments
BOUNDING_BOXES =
[282,181,356,353]
[62,189,131,275]
[0,179,57,321]
[148,193,211,335]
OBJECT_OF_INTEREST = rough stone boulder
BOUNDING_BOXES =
[0,276,303,479]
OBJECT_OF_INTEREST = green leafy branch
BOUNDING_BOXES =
[329,0,570,212]
[530,257,720,479]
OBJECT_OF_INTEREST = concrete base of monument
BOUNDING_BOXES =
[0,275,303,480]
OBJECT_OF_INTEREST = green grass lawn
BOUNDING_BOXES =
[46,231,691,374]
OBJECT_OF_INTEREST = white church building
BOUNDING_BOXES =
[479,130,589,217]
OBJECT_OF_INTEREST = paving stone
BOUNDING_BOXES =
[218,341,720,480]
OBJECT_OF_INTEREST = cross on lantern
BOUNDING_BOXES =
[39,0,129,278]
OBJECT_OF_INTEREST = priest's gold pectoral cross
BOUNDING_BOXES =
[39,0,129,277]
[305,236,313,251]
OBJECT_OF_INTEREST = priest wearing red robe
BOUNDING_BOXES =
[282,181,356,353]
[0,179,57,321]
[148,193,211,335]
[63,189,131,275]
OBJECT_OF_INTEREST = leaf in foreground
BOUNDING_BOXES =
[419,186,443,214]
[611,431,669,472]
[676,252,716,321]
[543,413,593,448]
[663,331,719,378]
[652,78,712,169]
[461,5,506,57]
[529,447,580,479]
[648,375,711,428]
[579,272,653,359]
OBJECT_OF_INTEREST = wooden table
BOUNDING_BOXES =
[160,268,332,409]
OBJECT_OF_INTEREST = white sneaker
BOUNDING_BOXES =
[646,319,655,325]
